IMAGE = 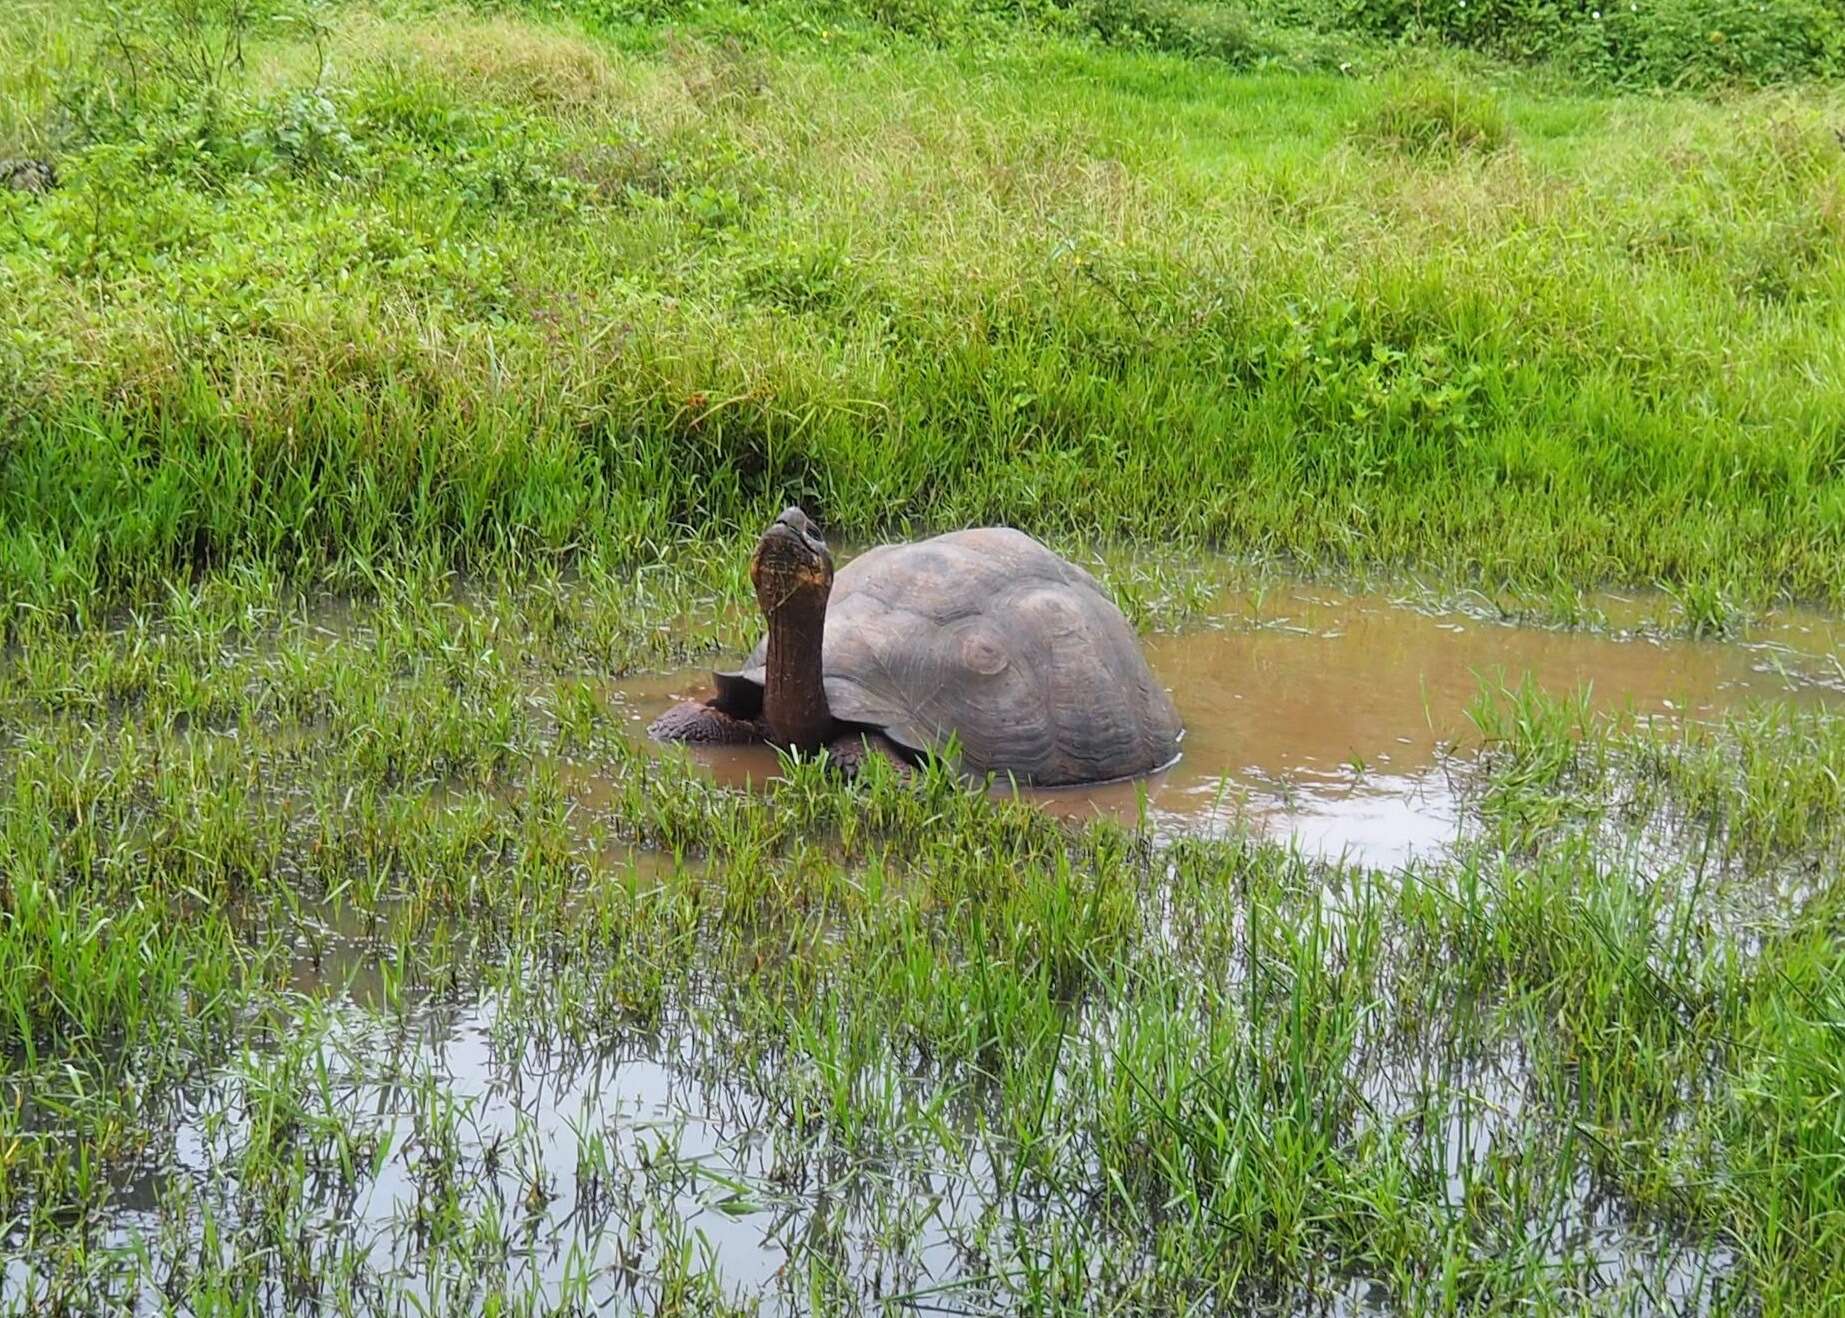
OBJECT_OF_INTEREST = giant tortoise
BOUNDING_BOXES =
[649,508,1181,786]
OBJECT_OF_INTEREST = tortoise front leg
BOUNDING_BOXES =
[648,700,767,745]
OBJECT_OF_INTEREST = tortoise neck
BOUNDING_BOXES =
[763,596,833,751]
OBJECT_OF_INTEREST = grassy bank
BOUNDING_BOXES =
[2,3,1843,625]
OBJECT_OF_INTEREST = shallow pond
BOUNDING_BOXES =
[611,582,1845,868]
[7,578,1835,1314]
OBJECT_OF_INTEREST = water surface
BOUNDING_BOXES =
[614,583,1845,867]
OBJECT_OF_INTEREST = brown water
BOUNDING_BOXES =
[612,584,1845,867]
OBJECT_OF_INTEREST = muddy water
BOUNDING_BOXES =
[614,585,1845,867]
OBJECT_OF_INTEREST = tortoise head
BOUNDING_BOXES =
[751,506,833,620]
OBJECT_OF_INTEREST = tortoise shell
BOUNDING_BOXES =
[715,528,1182,786]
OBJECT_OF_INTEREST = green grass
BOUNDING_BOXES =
[3,2,1844,1313]
[1356,67,1514,158]
[1,3,1844,626]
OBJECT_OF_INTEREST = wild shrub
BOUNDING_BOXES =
[537,0,1297,65]
[264,88,361,175]
[1328,0,1845,85]
[1612,0,1845,86]
[1082,0,1279,63]
[53,0,304,141]
[505,0,1843,83]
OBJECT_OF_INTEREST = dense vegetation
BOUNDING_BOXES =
[3,1,1843,1313]
[3,0,1844,625]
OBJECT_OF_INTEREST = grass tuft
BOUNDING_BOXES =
[1356,69,1513,158]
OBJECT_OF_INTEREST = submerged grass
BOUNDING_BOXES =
[1,571,1842,1311]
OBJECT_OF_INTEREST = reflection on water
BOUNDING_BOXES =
[616,584,1845,867]
[17,915,1732,1317]
[4,897,1003,1315]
